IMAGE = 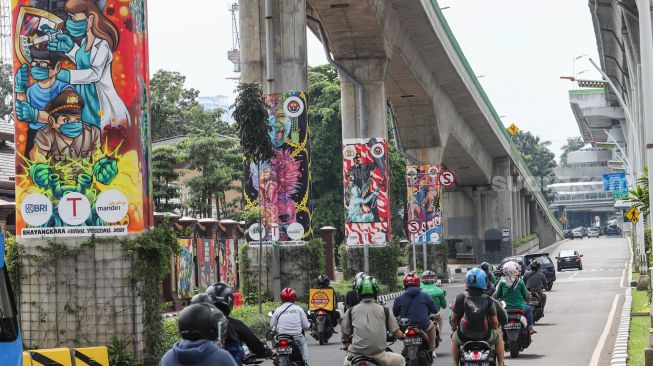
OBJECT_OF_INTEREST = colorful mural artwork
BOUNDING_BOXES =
[244,92,311,243]
[13,0,152,238]
[196,238,216,287]
[406,165,443,245]
[219,239,237,288]
[177,239,194,299]
[342,138,390,246]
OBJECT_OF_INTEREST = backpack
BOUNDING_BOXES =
[224,341,245,364]
[459,294,491,341]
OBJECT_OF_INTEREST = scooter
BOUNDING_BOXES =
[458,340,496,366]
[308,309,334,345]
[527,291,544,323]
[272,334,305,366]
[398,318,433,366]
[503,308,531,358]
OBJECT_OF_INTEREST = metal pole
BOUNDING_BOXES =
[364,243,369,274]
[412,241,417,272]
[409,178,417,271]
[264,0,274,83]
[422,242,428,271]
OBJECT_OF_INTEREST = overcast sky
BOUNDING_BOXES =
[148,0,601,158]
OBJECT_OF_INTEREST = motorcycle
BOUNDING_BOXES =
[458,340,496,366]
[527,291,544,323]
[308,309,334,345]
[398,318,433,366]
[272,334,305,366]
[503,308,531,358]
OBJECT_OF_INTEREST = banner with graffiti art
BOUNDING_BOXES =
[244,92,311,243]
[13,0,152,238]
[177,239,194,299]
[343,138,390,246]
[406,165,443,244]
[197,238,216,287]
[219,239,237,288]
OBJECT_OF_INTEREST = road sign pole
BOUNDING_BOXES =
[412,240,417,271]
[422,241,428,271]
[364,242,369,274]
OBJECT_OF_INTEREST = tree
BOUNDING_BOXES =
[0,63,12,120]
[180,135,242,219]
[232,82,275,314]
[152,145,181,212]
[512,131,557,203]
[628,166,650,217]
[559,136,585,166]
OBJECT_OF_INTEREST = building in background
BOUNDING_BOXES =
[0,119,14,233]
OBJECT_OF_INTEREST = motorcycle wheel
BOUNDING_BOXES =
[509,342,520,358]
[319,331,326,345]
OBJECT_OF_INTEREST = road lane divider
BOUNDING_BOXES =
[589,294,619,366]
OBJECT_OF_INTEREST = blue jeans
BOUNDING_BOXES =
[524,305,534,327]
[292,335,308,361]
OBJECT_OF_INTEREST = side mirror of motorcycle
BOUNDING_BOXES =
[378,300,386,306]
[267,311,274,317]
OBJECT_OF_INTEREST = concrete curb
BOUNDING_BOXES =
[610,237,634,366]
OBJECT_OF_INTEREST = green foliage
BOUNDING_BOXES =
[180,134,243,219]
[628,167,650,218]
[122,223,180,366]
[231,302,308,340]
[645,226,652,271]
[388,141,407,239]
[238,243,258,304]
[559,136,585,166]
[108,336,136,366]
[512,234,538,248]
[298,239,326,285]
[152,145,182,212]
[0,63,12,120]
[629,311,649,366]
[4,233,20,295]
[340,241,404,292]
[162,318,180,353]
[511,131,557,203]
[232,82,275,163]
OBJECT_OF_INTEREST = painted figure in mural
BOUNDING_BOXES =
[15,48,74,157]
[259,149,301,240]
[178,244,194,299]
[346,185,380,223]
[47,0,130,130]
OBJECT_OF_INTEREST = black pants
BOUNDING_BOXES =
[24,127,39,157]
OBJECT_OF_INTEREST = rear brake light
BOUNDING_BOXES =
[472,351,482,360]
[575,256,580,261]
[406,328,417,336]
[279,339,289,348]
[359,362,367,366]
[317,310,325,315]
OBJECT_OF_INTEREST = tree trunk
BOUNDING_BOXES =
[258,161,263,314]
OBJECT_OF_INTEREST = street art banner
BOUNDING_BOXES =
[219,239,237,288]
[13,0,152,238]
[177,239,194,299]
[343,138,390,246]
[196,238,216,288]
[406,165,444,244]
[244,92,311,244]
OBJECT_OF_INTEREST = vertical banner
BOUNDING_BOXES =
[12,0,152,238]
[219,239,237,288]
[244,92,311,243]
[197,238,216,287]
[406,165,443,244]
[343,138,390,246]
[177,239,194,299]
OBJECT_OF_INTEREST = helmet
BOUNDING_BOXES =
[502,261,521,279]
[352,272,366,289]
[422,270,436,285]
[190,293,212,305]
[317,275,330,287]
[403,272,421,287]
[465,268,487,290]
[280,288,296,303]
[355,275,379,297]
[178,303,228,345]
[530,260,541,271]
[205,283,235,316]
[480,262,490,272]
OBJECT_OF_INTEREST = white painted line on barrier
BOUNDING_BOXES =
[589,294,620,366]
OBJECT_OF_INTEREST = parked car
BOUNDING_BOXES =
[494,253,556,291]
[588,227,600,238]
[556,250,583,271]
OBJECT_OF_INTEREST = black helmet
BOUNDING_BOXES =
[205,283,235,316]
[178,303,228,344]
[190,292,212,305]
[480,262,490,272]
[530,261,541,271]
[317,274,330,287]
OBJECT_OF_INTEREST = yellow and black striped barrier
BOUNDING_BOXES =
[28,348,72,366]
[23,346,109,366]
[72,347,109,366]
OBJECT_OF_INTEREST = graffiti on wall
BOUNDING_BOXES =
[406,165,443,244]
[244,92,311,243]
[196,238,216,287]
[13,0,152,238]
[219,239,237,288]
[343,138,390,246]
[177,239,194,299]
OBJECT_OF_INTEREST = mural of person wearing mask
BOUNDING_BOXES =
[47,0,130,130]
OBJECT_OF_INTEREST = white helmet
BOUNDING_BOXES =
[502,261,521,279]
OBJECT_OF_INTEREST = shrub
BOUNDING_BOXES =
[513,234,538,248]
[108,336,135,366]
[340,240,404,292]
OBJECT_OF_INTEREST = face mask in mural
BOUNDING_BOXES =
[59,120,83,138]
[29,66,51,81]
[65,18,88,37]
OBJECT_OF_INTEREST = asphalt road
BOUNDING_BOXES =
[260,236,629,365]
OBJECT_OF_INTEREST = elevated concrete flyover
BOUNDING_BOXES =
[240,0,563,263]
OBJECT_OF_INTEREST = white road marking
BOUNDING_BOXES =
[589,294,620,366]
[568,271,579,280]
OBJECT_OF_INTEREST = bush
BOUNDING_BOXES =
[108,336,135,366]
[513,234,538,248]
[163,318,180,352]
[231,302,308,340]
[340,240,404,292]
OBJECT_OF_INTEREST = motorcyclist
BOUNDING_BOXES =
[393,272,439,356]
[494,261,535,334]
[314,274,341,326]
[450,268,505,366]
[524,261,548,309]
[419,270,446,339]
[160,302,237,366]
[270,288,311,365]
[341,275,406,366]
[480,262,498,291]
[192,283,275,364]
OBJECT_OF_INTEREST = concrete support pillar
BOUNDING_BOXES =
[512,190,521,240]
[492,158,514,257]
[339,58,390,140]
[406,147,444,166]
[521,194,528,237]
[525,197,531,236]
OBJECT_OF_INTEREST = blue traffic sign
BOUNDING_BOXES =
[603,172,627,192]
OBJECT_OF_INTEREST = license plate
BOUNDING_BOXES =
[404,337,422,345]
[276,347,292,355]
[504,323,521,330]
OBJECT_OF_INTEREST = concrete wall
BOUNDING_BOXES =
[246,244,312,302]
[19,239,144,356]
